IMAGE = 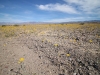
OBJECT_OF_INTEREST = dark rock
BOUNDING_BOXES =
[58,74,64,75]
[10,69,13,71]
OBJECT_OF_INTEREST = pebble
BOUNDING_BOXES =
[73,73,77,75]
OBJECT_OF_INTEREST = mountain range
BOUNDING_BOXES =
[0,20,100,25]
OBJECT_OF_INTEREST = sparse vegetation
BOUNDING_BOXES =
[80,22,84,25]
[0,23,100,75]
[1,25,6,27]
[23,24,25,26]
[14,24,19,26]
[5,32,16,37]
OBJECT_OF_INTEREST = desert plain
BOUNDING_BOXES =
[0,23,100,75]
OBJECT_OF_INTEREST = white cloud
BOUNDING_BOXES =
[45,17,96,22]
[64,0,100,14]
[37,3,79,14]
[37,0,100,15]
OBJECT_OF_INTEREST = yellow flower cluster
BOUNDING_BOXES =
[89,40,92,43]
[54,44,58,47]
[66,54,70,57]
[18,58,24,64]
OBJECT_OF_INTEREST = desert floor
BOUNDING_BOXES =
[0,23,100,75]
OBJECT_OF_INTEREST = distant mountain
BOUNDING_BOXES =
[60,20,100,24]
[0,22,51,25]
[0,20,100,25]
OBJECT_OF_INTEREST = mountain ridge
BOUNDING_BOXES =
[0,20,100,25]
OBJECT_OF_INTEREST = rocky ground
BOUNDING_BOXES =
[0,24,100,75]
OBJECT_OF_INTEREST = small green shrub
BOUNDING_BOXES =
[14,24,19,26]
[61,23,64,25]
[80,23,84,25]
[23,25,25,26]
[2,25,6,27]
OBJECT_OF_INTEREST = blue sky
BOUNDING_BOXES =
[0,0,100,22]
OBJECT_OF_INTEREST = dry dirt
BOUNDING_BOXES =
[0,24,100,75]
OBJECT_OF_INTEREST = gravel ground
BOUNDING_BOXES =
[0,24,100,75]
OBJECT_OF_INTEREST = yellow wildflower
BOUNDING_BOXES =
[66,54,70,57]
[54,44,58,47]
[18,58,24,63]
[89,40,92,43]
[74,39,76,42]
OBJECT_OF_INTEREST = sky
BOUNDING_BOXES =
[0,0,100,22]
